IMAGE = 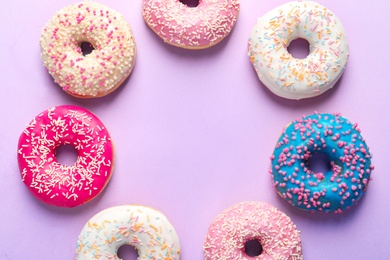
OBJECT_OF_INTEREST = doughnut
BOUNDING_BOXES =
[142,0,240,50]
[40,2,136,98]
[17,105,114,207]
[204,201,302,259]
[248,1,349,99]
[270,113,374,213]
[75,205,181,259]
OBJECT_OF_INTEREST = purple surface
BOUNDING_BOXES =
[1,0,389,259]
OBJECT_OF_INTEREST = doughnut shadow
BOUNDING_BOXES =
[257,73,345,109]
[141,21,237,60]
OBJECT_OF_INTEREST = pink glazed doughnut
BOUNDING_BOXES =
[204,201,302,260]
[142,0,240,49]
[17,105,114,207]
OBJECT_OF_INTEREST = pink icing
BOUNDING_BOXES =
[204,201,302,259]
[142,0,240,49]
[17,105,114,207]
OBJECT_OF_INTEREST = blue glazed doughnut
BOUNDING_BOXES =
[270,113,374,213]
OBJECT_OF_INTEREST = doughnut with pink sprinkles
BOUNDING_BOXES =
[204,201,302,259]
[40,2,136,98]
[270,113,374,213]
[142,0,240,49]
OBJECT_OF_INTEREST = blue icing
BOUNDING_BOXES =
[271,113,373,213]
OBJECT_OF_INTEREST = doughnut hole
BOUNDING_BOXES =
[80,41,95,56]
[287,38,310,59]
[117,244,138,259]
[307,152,331,177]
[180,0,199,7]
[55,144,78,166]
[244,239,263,257]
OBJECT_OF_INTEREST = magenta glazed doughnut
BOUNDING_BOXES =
[142,0,240,49]
[204,201,302,259]
[17,105,114,207]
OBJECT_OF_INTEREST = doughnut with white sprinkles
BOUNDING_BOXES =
[204,201,302,259]
[40,2,136,98]
[142,0,240,49]
[270,113,374,213]
[17,105,114,207]
[248,1,349,99]
[75,205,181,259]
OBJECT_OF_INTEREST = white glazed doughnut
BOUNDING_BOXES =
[75,205,181,259]
[248,1,349,100]
[40,2,136,98]
[142,0,240,49]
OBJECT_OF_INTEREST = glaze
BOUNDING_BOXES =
[270,113,373,212]
[75,205,181,259]
[17,105,114,207]
[142,0,240,49]
[204,201,302,259]
[40,2,136,98]
[248,1,349,99]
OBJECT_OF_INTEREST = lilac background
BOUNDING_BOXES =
[1,0,389,259]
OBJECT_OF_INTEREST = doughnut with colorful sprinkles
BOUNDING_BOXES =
[17,105,114,207]
[75,205,181,260]
[142,0,240,49]
[248,1,349,99]
[204,201,302,259]
[270,113,373,213]
[40,2,136,98]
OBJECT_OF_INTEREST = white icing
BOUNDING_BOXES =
[75,205,181,259]
[40,2,136,98]
[248,1,349,100]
